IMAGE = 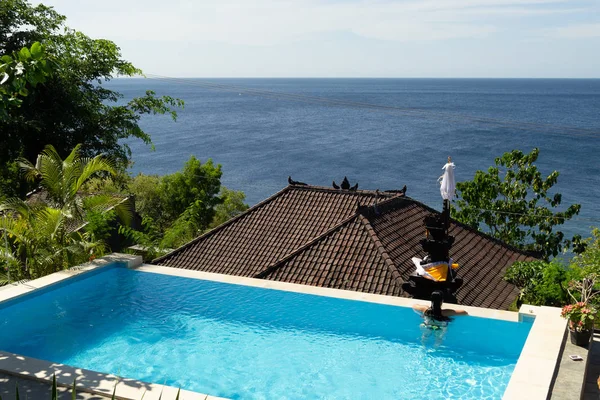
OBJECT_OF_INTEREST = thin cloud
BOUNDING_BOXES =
[36,0,600,77]
[41,0,595,45]
[548,23,600,38]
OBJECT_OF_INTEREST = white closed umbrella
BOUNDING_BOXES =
[439,156,456,201]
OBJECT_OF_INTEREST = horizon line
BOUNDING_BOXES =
[123,76,600,80]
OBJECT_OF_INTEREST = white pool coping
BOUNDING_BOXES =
[0,254,567,400]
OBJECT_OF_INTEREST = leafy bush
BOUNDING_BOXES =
[504,260,569,307]
[505,228,600,308]
[125,156,248,255]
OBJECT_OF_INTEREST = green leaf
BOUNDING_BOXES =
[175,388,180,400]
[30,42,43,59]
[72,377,77,400]
[15,382,19,400]
[18,47,31,61]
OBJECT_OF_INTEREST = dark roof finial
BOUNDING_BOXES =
[341,176,350,190]
[288,176,307,186]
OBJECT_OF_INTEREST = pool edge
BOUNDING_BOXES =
[502,305,567,400]
[0,350,226,400]
[0,253,142,305]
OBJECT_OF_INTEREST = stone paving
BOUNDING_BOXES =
[584,333,600,400]
[0,373,109,399]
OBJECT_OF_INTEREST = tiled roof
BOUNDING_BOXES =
[153,185,536,309]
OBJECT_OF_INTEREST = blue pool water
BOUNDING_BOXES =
[0,266,532,399]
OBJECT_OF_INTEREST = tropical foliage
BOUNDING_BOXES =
[0,145,128,283]
[453,148,581,260]
[122,156,247,253]
[0,0,183,198]
[504,260,569,307]
[505,228,600,309]
[0,41,52,117]
[0,145,249,283]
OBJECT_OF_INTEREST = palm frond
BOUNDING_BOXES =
[74,156,116,193]
[63,144,82,165]
[113,198,134,226]
[81,194,120,213]
[34,207,67,239]
[0,270,10,286]
[16,157,39,183]
[0,198,32,219]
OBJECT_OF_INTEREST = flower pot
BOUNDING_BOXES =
[569,328,592,346]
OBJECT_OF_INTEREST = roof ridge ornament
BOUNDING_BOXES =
[383,185,407,195]
[333,176,358,191]
[288,176,308,186]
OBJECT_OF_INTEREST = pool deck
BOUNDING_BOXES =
[0,372,109,399]
[0,253,570,400]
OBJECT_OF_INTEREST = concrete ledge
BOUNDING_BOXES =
[502,305,567,400]
[0,253,142,304]
[0,351,225,400]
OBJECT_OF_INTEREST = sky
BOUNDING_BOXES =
[39,0,600,78]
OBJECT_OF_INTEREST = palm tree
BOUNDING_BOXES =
[0,144,128,283]
[18,144,119,221]
[0,202,105,280]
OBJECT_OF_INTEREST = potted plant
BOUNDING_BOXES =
[562,274,599,346]
[561,302,596,345]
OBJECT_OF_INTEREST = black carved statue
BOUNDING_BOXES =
[401,200,463,303]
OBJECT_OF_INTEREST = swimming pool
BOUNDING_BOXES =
[0,264,532,399]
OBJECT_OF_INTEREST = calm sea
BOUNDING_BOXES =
[106,78,600,240]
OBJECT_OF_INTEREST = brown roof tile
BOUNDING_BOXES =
[153,184,536,310]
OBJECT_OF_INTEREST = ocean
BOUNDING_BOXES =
[106,78,600,241]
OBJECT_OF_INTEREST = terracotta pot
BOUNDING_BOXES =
[569,328,592,346]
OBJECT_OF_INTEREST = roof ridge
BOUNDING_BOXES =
[357,193,408,216]
[254,213,360,279]
[356,214,404,285]
[288,185,398,197]
[152,185,292,264]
